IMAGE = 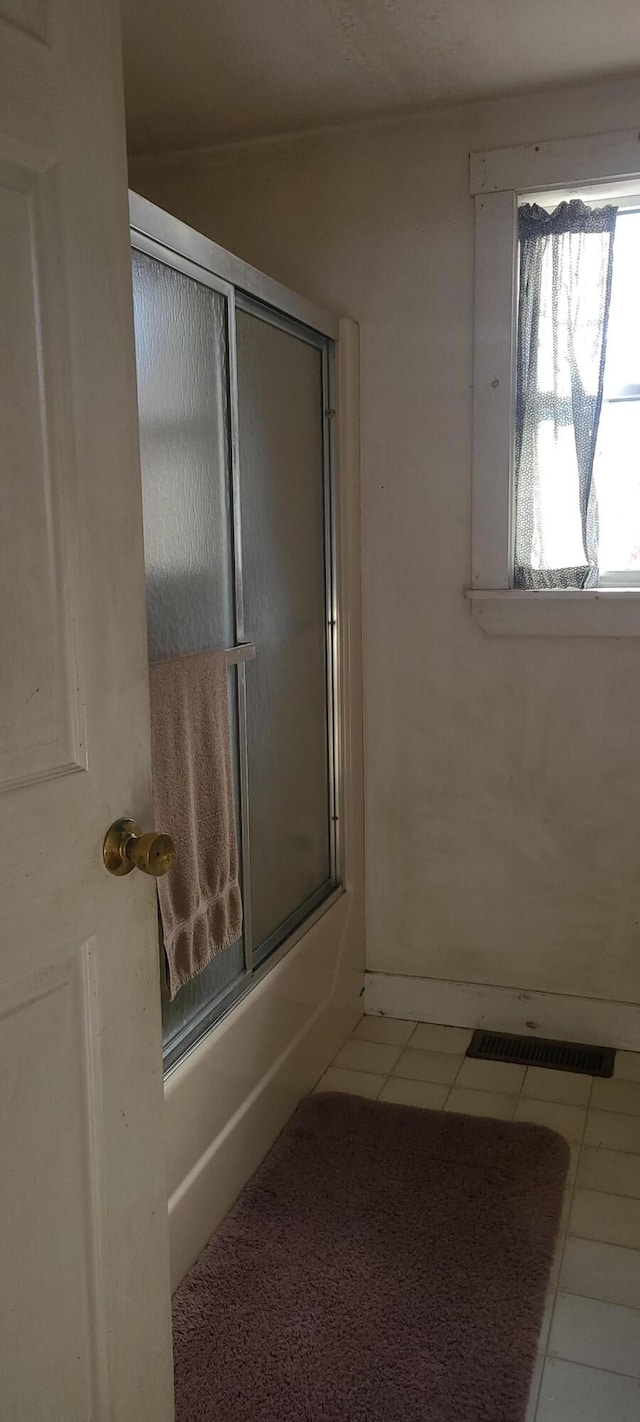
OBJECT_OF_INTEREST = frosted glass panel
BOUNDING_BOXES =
[131,245,338,1064]
[132,250,244,1054]
[132,250,234,662]
[236,310,333,952]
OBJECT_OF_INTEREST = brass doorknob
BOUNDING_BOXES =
[103,818,176,877]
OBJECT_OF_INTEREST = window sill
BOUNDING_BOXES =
[466,588,640,637]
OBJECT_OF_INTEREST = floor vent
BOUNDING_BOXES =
[466,1029,614,1077]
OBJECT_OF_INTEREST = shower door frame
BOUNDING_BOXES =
[130,192,343,1072]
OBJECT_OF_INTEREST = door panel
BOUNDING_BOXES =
[1,945,101,1416]
[131,249,246,1054]
[236,310,334,953]
[0,2,173,1417]
[0,162,84,790]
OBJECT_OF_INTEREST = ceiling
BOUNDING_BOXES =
[121,0,640,155]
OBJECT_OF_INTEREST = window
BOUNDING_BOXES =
[594,207,640,583]
[469,128,640,635]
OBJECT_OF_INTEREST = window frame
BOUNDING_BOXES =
[468,127,640,636]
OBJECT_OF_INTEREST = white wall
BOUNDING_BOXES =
[132,74,640,1042]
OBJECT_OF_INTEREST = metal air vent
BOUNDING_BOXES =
[466,1029,614,1077]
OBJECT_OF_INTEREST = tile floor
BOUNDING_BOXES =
[315,1016,640,1422]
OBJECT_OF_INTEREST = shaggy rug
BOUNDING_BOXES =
[173,1092,568,1421]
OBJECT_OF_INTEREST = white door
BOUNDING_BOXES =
[0,0,174,1418]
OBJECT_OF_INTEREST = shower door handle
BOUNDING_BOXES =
[224,642,256,666]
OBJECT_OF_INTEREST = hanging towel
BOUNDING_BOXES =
[149,648,243,1000]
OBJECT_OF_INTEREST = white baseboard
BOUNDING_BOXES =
[365,971,640,1052]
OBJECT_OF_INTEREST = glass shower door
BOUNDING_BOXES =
[131,248,246,1060]
[130,216,340,1069]
[236,304,337,963]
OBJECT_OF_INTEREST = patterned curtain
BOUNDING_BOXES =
[514,199,617,589]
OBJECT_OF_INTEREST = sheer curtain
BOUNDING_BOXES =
[514,199,617,589]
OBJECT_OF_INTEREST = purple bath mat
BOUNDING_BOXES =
[172,1092,569,1421]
